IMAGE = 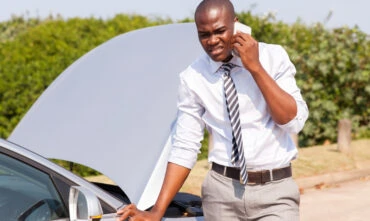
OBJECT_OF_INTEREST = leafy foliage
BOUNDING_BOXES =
[0,15,43,43]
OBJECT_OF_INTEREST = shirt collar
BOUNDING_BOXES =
[208,55,244,74]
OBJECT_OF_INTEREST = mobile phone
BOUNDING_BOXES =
[234,21,252,35]
[233,21,252,57]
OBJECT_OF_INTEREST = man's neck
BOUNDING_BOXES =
[222,54,233,63]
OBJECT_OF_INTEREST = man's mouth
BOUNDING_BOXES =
[209,46,224,57]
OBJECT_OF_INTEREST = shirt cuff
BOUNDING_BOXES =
[168,146,199,169]
[278,100,308,134]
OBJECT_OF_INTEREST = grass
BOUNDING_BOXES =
[180,139,370,195]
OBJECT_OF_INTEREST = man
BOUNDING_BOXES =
[118,0,308,220]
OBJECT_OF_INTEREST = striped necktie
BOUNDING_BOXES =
[221,63,248,184]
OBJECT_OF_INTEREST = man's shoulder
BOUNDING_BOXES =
[180,53,210,77]
[257,42,295,74]
[258,42,291,64]
[258,42,287,54]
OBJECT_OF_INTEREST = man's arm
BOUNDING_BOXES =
[232,32,297,125]
[117,64,205,221]
[117,162,191,221]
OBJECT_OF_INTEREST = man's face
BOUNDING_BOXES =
[195,7,234,62]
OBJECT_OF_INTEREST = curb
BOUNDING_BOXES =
[296,164,370,190]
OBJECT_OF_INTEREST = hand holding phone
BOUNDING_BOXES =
[232,22,252,57]
[234,21,251,35]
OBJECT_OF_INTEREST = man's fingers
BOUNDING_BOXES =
[234,32,250,41]
[117,204,137,220]
[231,36,243,48]
[232,34,250,48]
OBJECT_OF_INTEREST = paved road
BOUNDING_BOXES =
[300,177,370,221]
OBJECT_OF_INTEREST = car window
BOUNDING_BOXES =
[0,152,68,221]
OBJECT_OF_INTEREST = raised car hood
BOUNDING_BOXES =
[8,23,204,210]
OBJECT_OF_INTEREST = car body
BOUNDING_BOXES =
[2,23,205,220]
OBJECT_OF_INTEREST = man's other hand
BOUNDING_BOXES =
[116,204,162,221]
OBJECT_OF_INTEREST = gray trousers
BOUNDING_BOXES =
[201,170,300,221]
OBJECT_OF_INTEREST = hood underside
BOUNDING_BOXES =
[8,23,203,210]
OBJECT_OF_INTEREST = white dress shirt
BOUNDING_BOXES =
[168,42,309,170]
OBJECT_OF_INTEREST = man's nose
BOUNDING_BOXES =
[207,35,219,45]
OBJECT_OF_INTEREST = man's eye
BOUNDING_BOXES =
[215,30,225,35]
[199,33,210,38]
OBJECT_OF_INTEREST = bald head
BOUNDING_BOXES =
[194,0,237,62]
[195,0,235,23]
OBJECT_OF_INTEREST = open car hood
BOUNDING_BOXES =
[8,23,204,210]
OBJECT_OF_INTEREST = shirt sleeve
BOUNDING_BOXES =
[273,45,309,134]
[168,72,205,169]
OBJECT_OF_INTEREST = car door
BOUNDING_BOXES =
[0,149,69,220]
[0,140,120,221]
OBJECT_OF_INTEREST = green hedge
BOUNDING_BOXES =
[1,12,369,151]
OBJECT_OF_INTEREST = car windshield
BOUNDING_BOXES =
[0,152,68,221]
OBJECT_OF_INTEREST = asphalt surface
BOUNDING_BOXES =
[300,176,370,221]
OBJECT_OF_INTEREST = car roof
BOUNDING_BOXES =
[8,22,204,210]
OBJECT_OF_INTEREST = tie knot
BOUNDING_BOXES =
[220,63,236,76]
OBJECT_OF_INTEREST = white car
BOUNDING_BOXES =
[2,23,205,221]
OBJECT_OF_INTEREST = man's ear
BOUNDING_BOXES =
[234,17,238,22]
